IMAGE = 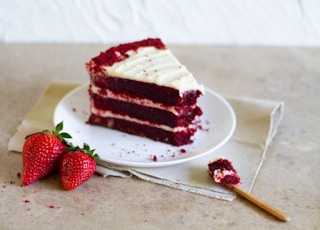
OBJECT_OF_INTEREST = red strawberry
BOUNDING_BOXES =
[22,122,71,186]
[60,144,98,190]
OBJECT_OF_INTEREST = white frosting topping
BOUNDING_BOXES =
[103,47,204,93]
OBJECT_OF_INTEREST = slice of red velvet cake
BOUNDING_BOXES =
[85,38,204,146]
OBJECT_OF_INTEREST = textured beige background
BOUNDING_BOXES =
[0,44,319,229]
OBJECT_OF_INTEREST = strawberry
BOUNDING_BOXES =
[60,143,99,190]
[22,121,71,186]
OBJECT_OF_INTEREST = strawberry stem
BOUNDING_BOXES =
[66,143,99,160]
[49,121,72,145]
[24,121,72,141]
[53,121,72,139]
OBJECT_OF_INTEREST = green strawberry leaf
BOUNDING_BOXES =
[66,143,100,160]
[60,132,72,139]
[55,121,63,134]
[50,121,73,145]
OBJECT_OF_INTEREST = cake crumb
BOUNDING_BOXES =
[179,148,186,154]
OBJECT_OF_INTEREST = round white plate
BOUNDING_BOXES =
[54,83,236,167]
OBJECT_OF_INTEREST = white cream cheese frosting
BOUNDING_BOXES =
[103,47,204,94]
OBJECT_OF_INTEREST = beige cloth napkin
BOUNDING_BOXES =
[8,81,284,201]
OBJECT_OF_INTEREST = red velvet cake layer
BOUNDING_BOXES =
[87,38,166,73]
[90,75,202,106]
[87,115,196,146]
[89,92,202,127]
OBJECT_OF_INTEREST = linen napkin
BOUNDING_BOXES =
[8,81,284,201]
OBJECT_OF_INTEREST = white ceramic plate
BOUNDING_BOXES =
[53,83,236,167]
